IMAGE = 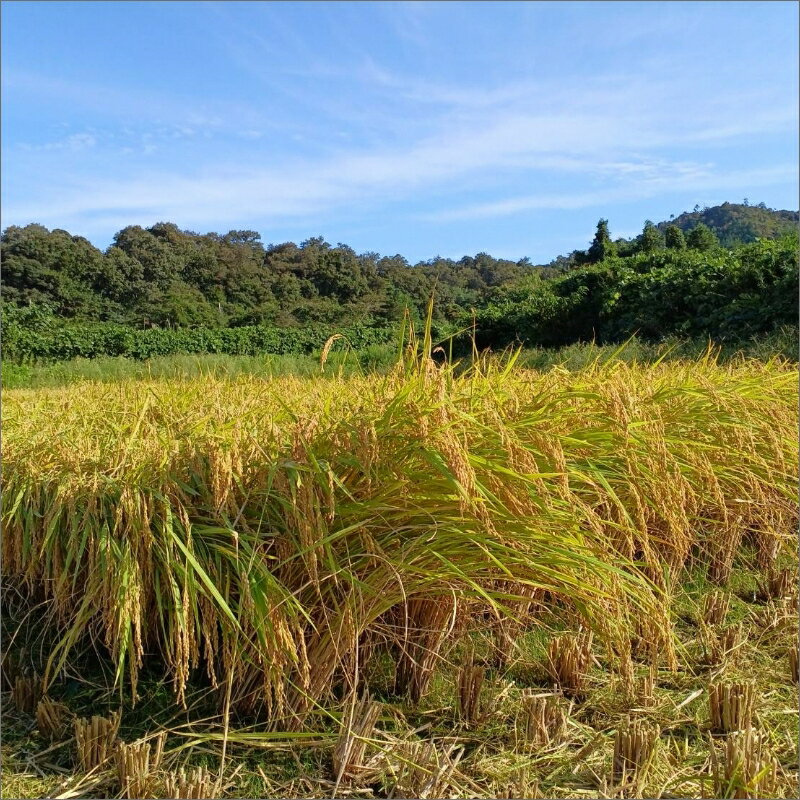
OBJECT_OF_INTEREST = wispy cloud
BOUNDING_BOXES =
[421,165,795,223]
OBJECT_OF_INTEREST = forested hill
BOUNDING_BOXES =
[1,201,796,334]
[656,202,798,247]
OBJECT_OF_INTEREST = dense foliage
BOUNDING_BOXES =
[1,202,796,363]
[471,235,799,350]
[1,305,400,363]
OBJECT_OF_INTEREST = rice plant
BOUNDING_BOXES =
[1,343,796,741]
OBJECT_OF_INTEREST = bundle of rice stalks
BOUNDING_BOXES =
[702,590,730,627]
[612,717,660,788]
[517,692,567,748]
[115,733,167,799]
[457,663,485,726]
[36,696,70,741]
[74,710,122,772]
[163,766,213,799]
[701,623,744,667]
[332,694,383,785]
[387,740,464,799]
[11,673,42,713]
[789,646,799,685]
[546,631,593,698]
[708,683,755,734]
[710,728,779,799]
[394,596,458,704]
[756,566,794,602]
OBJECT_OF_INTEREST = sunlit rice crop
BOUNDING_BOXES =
[2,349,796,731]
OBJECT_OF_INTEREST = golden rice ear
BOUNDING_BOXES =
[320,334,345,373]
[163,766,213,799]
[546,631,593,698]
[710,728,779,800]
[73,710,122,772]
[612,717,659,788]
[36,696,70,741]
[332,694,382,786]
[708,682,755,734]
[517,691,567,749]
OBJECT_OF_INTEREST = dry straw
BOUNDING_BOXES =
[710,728,779,799]
[457,663,485,726]
[612,717,660,787]
[332,694,382,785]
[163,766,213,799]
[12,673,41,713]
[74,710,122,772]
[756,566,794,602]
[702,590,730,627]
[115,733,166,799]
[388,740,464,799]
[518,691,567,748]
[36,696,70,741]
[708,682,755,734]
[546,631,593,697]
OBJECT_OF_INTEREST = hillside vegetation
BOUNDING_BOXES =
[2,203,797,365]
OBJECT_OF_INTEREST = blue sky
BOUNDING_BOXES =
[2,1,797,263]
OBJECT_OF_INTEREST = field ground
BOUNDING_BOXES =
[1,346,798,799]
[1,563,799,799]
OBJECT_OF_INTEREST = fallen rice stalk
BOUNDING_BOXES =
[1,354,796,726]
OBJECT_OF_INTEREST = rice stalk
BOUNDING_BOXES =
[546,631,593,698]
[74,710,122,772]
[708,682,755,733]
[710,728,780,799]
[36,696,70,741]
[612,717,660,788]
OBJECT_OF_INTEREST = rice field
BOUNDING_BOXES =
[1,346,798,798]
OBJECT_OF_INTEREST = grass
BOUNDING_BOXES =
[1,332,797,798]
[2,326,796,390]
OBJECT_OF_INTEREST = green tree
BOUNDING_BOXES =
[638,220,665,253]
[665,225,687,250]
[587,219,617,263]
[686,223,719,251]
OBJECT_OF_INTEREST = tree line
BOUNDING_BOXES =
[1,202,796,363]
